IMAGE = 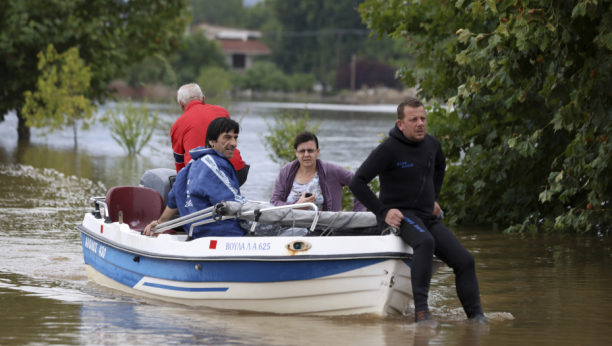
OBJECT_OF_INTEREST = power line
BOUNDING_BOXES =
[262,29,370,37]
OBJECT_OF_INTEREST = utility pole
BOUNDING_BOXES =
[335,32,343,77]
[350,54,357,93]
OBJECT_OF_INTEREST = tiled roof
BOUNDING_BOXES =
[219,39,271,55]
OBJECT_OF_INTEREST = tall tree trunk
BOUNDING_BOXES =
[16,109,30,142]
[72,120,78,150]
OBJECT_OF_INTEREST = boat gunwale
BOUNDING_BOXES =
[78,224,434,263]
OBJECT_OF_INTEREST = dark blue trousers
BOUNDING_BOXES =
[379,210,484,318]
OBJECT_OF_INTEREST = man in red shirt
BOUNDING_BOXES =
[171,84,249,184]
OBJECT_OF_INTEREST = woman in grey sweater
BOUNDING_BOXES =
[270,131,365,212]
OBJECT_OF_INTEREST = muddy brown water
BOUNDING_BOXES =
[0,104,611,345]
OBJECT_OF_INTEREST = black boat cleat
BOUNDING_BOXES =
[415,310,440,329]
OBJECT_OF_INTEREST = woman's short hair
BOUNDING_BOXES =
[177,83,203,105]
[294,131,319,149]
[206,117,240,148]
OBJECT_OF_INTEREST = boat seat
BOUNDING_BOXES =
[105,186,164,231]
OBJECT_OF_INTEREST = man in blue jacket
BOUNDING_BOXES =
[144,117,247,238]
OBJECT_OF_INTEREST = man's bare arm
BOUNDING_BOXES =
[143,207,178,236]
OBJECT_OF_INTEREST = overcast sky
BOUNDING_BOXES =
[243,0,263,7]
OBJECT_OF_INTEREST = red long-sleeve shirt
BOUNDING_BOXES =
[171,100,245,172]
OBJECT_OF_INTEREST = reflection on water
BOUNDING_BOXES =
[1,105,612,345]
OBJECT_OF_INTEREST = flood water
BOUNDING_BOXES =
[0,103,611,345]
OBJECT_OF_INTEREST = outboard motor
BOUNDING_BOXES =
[139,164,250,208]
[139,168,176,207]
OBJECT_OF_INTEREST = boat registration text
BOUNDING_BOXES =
[225,242,271,251]
[85,237,107,258]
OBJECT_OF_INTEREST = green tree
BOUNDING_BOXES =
[171,30,229,86]
[22,44,94,149]
[189,0,246,27]
[269,0,367,83]
[0,0,188,140]
[359,0,612,233]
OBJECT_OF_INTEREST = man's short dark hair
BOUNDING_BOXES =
[206,117,240,148]
[397,96,424,120]
[293,131,319,150]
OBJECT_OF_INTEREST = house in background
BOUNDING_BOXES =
[197,23,271,71]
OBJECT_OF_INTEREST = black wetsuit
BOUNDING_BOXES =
[350,124,484,318]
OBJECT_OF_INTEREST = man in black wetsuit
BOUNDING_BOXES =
[349,96,486,328]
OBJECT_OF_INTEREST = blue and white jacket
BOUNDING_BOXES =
[168,147,248,238]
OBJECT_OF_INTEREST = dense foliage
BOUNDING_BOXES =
[268,0,410,86]
[0,0,188,139]
[118,0,411,93]
[360,0,612,233]
[22,45,94,148]
[236,62,291,91]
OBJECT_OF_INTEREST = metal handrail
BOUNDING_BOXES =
[151,206,216,234]
[188,215,236,238]
[90,197,108,218]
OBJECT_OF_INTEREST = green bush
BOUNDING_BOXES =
[289,73,317,92]
[197,66,236,100]
[101,100,159,155]
[340,136,386,212]
[237,62,291,91]
[262,110,319,165]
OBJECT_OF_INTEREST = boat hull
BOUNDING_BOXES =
[79,213,440,317]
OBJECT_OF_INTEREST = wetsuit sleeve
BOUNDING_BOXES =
[433,142,446,202]
[349,143,393,218]
[171,125,185,172]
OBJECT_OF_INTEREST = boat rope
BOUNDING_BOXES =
[321,212,341,236]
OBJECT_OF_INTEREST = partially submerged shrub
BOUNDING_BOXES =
[263,110,319,165]
[101,101,159,155]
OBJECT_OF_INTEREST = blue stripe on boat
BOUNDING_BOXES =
[143,282,229,292]
[81,234,389,289]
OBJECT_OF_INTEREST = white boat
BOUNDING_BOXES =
[78,169,443,317]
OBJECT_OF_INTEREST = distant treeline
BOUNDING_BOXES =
[125,0,412,93]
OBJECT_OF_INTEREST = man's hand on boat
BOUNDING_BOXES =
[385,209,404,229]
[432,202,441,217]
[385,202,442,229]
[143,207,178,236]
